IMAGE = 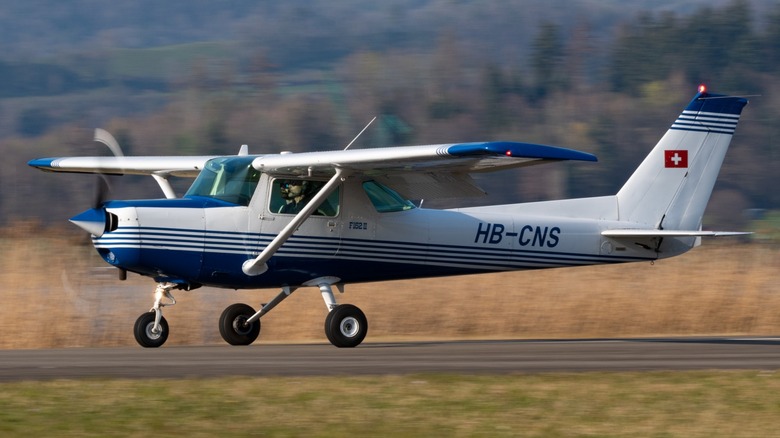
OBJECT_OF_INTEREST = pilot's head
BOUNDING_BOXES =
[280,180,305,200]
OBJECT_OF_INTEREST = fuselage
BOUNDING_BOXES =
[93,173,661,290]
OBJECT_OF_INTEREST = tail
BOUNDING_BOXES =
[615,86,748,232]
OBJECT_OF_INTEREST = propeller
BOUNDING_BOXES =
[88,129,127,280]
[72,129,126,236]
[94,174,111,209]
[92,128,125,208]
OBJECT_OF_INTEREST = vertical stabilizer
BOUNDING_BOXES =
[615,87,748,230]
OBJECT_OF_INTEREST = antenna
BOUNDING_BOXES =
[344,116,377,150]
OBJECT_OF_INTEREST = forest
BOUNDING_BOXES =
[1,0,778,233]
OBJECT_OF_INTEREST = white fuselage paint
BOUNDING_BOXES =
[96,175,664,289]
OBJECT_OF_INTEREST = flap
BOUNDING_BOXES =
[375,172,485,199]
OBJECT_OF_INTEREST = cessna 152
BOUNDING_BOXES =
[29,86,749,348]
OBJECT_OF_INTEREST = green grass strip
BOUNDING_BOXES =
[1,371,779,437]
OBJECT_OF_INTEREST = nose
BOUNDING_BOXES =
[69,208,118,237]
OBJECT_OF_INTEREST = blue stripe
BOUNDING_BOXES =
[670,91,747,134]
[115,245,652,288]
[446,141,597,162]
[98,226,649,264]
[670,110,740,134]
[105,196,238,209]
[95,226,653,273]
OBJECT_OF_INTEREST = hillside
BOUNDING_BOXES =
[2,0,778,228]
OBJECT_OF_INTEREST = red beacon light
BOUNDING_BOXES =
[505,150,512,156]
[698,84,707,94]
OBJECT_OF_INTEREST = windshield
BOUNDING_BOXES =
[185,156,260,206]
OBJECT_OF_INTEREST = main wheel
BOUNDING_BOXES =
[324,304,367,348]
[134,311,169,348]
[219,303,260,346]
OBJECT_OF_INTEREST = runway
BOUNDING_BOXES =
[2,337,780,381]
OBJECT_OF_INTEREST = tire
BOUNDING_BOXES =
[324,304,367,348]
[133,311,169,348]
[219,303,260,346]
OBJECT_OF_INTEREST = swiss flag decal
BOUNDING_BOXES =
[664,150,688,168]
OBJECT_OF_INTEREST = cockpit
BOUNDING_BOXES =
[185,156,260,206]
[185,156,418,214]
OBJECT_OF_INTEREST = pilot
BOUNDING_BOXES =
[278,180,310,214]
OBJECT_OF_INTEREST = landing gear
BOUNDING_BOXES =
[216,280,368,348]
[219,303,260,345]
[134,311,168,348]
[324,304,367,348]
[133,282,179,348]
[132,280,369,348]
[319,283,367,348]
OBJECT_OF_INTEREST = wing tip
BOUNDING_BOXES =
[28,157,60,170]
[447,141,597,162]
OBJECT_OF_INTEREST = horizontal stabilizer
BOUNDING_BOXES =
[602,229,751,238]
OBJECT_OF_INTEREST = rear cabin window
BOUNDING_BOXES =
[362,181,415,213]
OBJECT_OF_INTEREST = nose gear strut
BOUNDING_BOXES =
[133,282,180,348]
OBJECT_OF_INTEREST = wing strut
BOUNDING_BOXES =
[242,168,350,276]
[151,173,177,199]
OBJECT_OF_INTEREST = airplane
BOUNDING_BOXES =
[28,85,750,348]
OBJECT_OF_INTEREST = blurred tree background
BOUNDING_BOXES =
[2,0,778,231]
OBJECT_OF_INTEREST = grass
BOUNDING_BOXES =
[750,210,780,242]
[1,372,780,437]
[0,227,778,348]
[1,231,779,436]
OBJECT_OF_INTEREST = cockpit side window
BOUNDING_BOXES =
[185,156,260,206]
[269,178,340,217]
[362,181,415,212]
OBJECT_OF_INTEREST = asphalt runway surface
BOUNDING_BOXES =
[2,337,780,381]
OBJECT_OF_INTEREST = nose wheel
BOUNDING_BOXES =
[134,282,178,348]
[134,312,169,348]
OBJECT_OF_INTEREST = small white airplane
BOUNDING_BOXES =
[29,85,749,348]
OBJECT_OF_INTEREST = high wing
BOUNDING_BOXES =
[252,141,597,199]
[27,156,217,177]
[29,141,594,177]
[29,141,597,199]
[252,141,596,175]
[28,155,220,199]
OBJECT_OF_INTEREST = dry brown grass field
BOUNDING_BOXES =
[1,226,778,349]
